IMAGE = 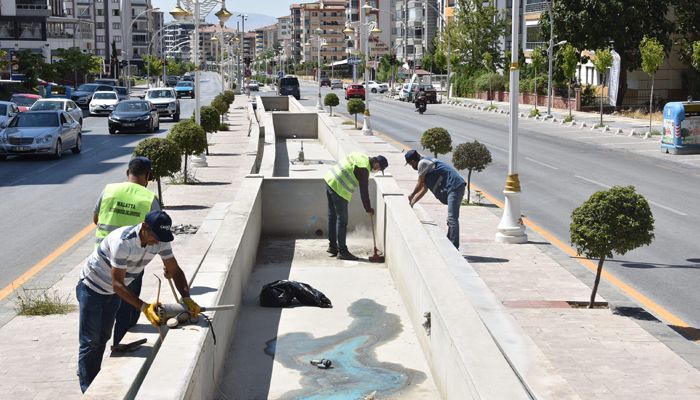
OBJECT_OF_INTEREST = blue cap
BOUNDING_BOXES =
[375,155,388,171]
[404,149,420,165]
[144,210,174,242]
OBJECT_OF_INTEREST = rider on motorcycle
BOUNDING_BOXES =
[414,88,427,112]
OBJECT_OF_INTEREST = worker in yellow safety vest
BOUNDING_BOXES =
[92,156,161,345]
[324,153,388,260]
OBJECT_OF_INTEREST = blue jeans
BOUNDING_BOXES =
[447,184,466,249]
[113,271,143,345]
[76,280,121,393]
[326,184,349,252]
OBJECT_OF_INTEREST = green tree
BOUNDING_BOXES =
[166,120,207,184]
[200,106,220,134]
[560,44,579,118]
[143,54,163,83]
[544,0,673,107]
[591,48,613,127]
[692,41,700,71]
[640,36,665,135]
[420,127,452,158]
[530,48,546,110]
[570,186,654,307]
[324,92,339,116]
[450,0,507,75]
[211,95,229,124]
[452,141,492,204]
[223,90,235,104]
[670,0,700,66]
[347,99,365,128]
[16,49,44,89]
[133,138,181,206]
[167,59,181,76]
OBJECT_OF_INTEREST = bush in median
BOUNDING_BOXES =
[211,95,229,124]
[223,90,235,104]
[166,119,207,184]
[200,105,220,134]
[133,137,181,205]
[324,92,339,116]
[420,127,452,158]
[347,98,365,128]
[452,140,492,204]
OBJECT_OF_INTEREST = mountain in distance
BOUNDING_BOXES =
[204,12,279,31]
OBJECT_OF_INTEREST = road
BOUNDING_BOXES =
[0,72,223,297]
[272,81,700,330]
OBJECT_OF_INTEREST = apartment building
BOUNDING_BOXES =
[164,21,194,62]
[47,0,95,61]
[277,15,292,61]
[191,24,236,64]
[242,31,255,64]
[299,0,345,65]
[0,0,52,64]
[393,0,438,66]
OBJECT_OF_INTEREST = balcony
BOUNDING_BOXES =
[525,1,550,14]
[525,41,546,51]
[16,0,51,17]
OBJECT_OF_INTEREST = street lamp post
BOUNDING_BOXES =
[236,14,247,94]
[307,28,325,112]
[496,0,527,244]
[127,7,160,94]
[546,39,567,117]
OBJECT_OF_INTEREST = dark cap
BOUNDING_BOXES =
[128,156,152,176]
[374,155,388,172]
[404,149,421,165]
[144,210,174,242]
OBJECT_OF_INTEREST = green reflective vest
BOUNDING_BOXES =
[324,152,370,202]
[95,182,156,244]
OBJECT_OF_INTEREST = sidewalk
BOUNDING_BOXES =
[331,115,700,399]
[0,94,255,399]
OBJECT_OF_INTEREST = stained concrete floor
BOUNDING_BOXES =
[216,237,439,400]
[274,138,336,178]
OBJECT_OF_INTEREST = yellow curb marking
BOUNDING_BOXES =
[371,125,691,330]
[0,223,95,301]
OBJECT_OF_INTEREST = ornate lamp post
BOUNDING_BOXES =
[127,7,160,93]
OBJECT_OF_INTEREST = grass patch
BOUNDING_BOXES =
[15,288,75,316]
[341,120,354,125]
[486,104,498,111]
[617,109,663,122]
[529,108,541,118]
[563,115,574,123]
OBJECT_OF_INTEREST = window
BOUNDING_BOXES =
[96,22,104,29]
[97,9,103,16]
[96,35,104,42]
[113,23,121,29]
[112,9,120,16]
[66,8,72,16]
[114,35,121,42]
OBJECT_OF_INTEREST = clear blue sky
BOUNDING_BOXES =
[156,0,293,20]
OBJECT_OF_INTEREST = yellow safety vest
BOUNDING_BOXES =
[324,152,371,202]
[95,182,156,244]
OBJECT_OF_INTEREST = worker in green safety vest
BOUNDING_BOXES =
[324,153,388,260]
[92,156,160,345]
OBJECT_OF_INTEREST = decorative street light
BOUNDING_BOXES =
[306,28,326,112]
[496,0,527,244]
[127,7,160,94]
[343,1,381,135]
[546,39,567,117]
[235,14,248,95]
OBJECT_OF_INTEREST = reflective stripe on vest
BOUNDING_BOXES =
[95,182,156,242]
[324,152,371,202]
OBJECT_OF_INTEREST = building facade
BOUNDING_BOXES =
[164,21,194,62]
[299,0,345,65]
[277,15,292,62]
[393,0,438,66]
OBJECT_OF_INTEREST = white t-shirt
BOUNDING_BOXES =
[417,158,436,177]
[80,224,174,295]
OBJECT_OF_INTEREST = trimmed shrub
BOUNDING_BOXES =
[211,95,229,123]
[347,98,365,128]
[200,106,220,134]
[133,137,181,205]
[166,120,207,184]
[420,127,452,158]
[324,92,339,116]
[223,90,235,104]
[452,140,492,204]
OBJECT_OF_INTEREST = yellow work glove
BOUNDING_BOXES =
[140,302,161,327]
[181,297,201,318]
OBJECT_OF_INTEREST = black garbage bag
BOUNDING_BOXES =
[260,280,332,308]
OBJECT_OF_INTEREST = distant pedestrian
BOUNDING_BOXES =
[93,156,160,345]
[76,211,199,393]
[324,153,388,260]
[405,150,466,249]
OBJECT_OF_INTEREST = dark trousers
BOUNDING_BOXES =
[446,184,466,249]
[113,271,143,345]
[326,184,349,252]
[76,280,121,393]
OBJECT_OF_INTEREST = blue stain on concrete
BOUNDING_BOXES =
[267,298,426,399]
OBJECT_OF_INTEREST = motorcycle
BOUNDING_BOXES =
[415,97,427,114]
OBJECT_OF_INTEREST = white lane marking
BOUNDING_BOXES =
[574,175,611,188]
[9,177,24,185]
[525,157,558,170]
[648,201,687,216]
[82,147,94,154]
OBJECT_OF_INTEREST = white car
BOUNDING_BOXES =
[30,99,83,126]
[247,80,260,91]
[144,87,180,121]
[89,91,119,116]
[364,81,389,94]
[398,84,411,101]
[0,101,19,128]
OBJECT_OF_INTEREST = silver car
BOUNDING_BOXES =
[0,111,82,160]
[0,101,19,128]
[29,99,84,126]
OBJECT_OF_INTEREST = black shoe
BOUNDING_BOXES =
[326,245,338,256]
[337,249,359,261]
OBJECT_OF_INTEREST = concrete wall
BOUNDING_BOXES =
[261,177,374,237]
[258,96,290,112]
[271,113,318,139]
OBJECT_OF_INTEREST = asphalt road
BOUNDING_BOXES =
[0,72,222,294]
[273,81,700,329]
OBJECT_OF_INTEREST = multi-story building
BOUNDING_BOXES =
[393,0,438,66]
[0,0,52,66]
[191,24,236,64]
[47,0,95,63]
[299,0,345,65]
[254,26,265,55]
[164,21,194,62]
[345,0,391,62]
[242,31,255,65]
[290,3,302,63]
[277,15,292,62]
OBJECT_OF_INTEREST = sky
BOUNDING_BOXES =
[156,0,293,22]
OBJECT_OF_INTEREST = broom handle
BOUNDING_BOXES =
[370,214,377,250]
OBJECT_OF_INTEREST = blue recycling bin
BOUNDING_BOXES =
[661,102,700,154]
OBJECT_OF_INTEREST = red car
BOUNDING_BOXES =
[10,93,42,112]
[345,84,365,100]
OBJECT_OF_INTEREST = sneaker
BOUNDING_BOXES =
[326,245,338,256]
[337,249,359,261]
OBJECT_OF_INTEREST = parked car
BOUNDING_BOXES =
[0,101,19,128]
[345,84,365,100]
[364,81,389,94]
[114,86,129,101]
[413,84,438,104]
[398,84,411,101]
[30,99,83,126]
[89,91,120,116]
[10,93,42,112]
[320,76,331,87]
[72,83,115,109]
[182,75,194,82]
[277,76,300,99]
[174,81,195,98]
[247,80,260,91]
[94,78,119,87]
[165,75,179,87]
[0,111,81,160]
[144,87,180,121]
[108,100,160,134]
[330,79,343,90]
